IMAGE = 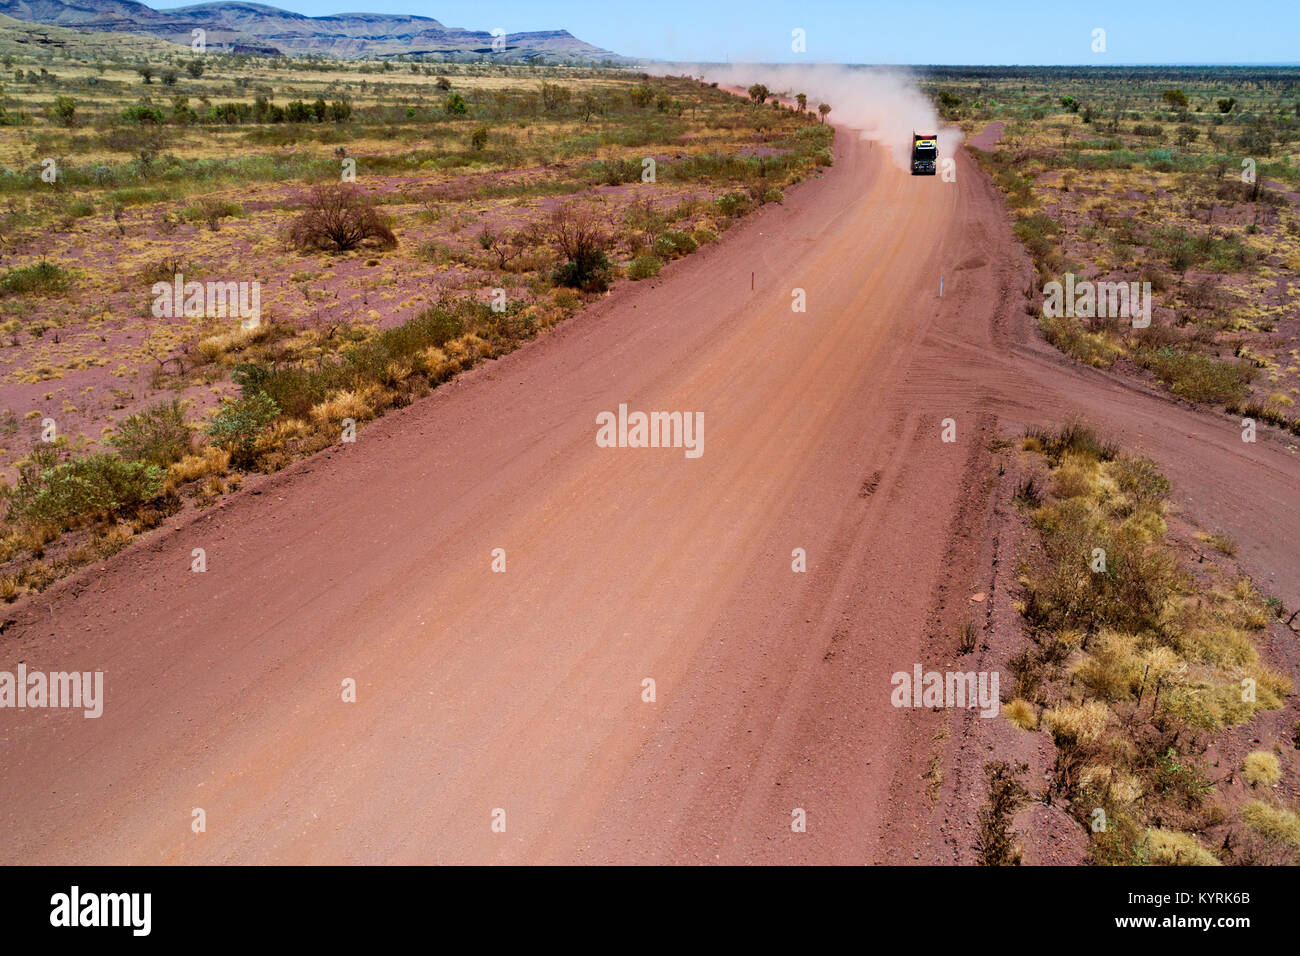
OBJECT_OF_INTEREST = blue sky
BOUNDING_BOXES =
[153,1,1299,64]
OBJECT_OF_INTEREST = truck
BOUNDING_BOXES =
[910,133,938,176]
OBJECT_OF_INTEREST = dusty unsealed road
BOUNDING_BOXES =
[3,122,1297,864]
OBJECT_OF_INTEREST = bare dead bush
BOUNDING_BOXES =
[477,225,529,270]
[287,184,397,252]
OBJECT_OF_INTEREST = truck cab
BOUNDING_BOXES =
[911,133,938,175]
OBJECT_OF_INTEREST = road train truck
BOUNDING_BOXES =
[910,133,938,175]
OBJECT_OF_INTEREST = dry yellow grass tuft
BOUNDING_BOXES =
[309,388,379,427]
[1003,698,1038,730]
[1148,829,1221,866]
[1243,751,1282,788]
[165,446,231,494]
[1241,801,1300,849]
[1042,700,1110,745]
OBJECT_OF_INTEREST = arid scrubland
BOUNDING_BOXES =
[0,20,833,602]
[927,71,1300,865]
[985,423,1299,865]
[929,68,1300,431]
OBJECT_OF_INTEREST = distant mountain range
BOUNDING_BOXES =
[0,0,619,59]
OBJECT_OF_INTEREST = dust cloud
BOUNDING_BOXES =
[664,64,963,172]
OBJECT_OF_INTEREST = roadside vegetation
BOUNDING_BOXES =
[999,421,1297,865]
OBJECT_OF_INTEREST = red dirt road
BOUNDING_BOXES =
[2,122,1297,865]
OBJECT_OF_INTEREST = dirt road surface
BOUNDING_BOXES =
[2,119,1296,865]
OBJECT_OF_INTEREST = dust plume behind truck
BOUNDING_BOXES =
[910,133,937,175]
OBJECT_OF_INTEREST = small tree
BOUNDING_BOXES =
[795,93,807,112]
[445,91,468,115]
[747,83,769,105]
[817,102,831,124]
[51,95,76,127]
[540,82,570,113]
[136,66,154,85]
[435,76,451,90]
[185,59,204,79]
[1162,88,1189,111]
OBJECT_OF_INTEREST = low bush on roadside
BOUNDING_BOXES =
[109,399,193,467]
[714,192,753,216]
[1134,347,1251,404]
[249,304,468,420]
[205,392,280,468]
[4,448,162,528]
[628,254,663,280]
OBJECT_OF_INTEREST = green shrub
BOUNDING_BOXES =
[205,392,279,468]
[763,188,785,203]
[180,198,243,225]
[1135,347,1250,404]
[714,192,753,216]
[109,399,193,467]
[0,260,70,297]
[255,305,466,418]
[551,252,612,293]
[628,254,663,280]
[660,230,698,255]
[6,450,162,526]
[120,103,165,125]
[584,158,642,185]
[651,235,678,258]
